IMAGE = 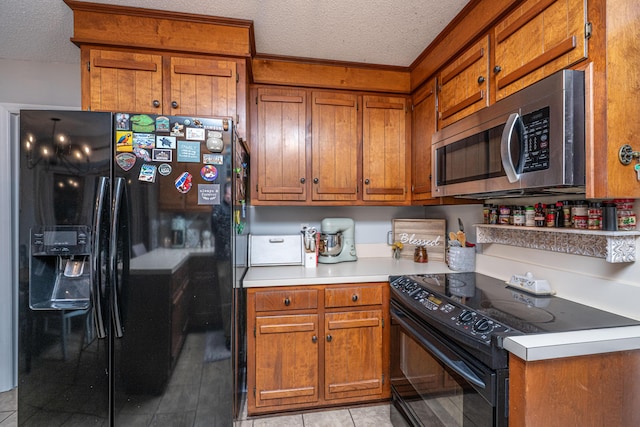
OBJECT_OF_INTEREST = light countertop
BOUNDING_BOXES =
[242,257,456,287]
[243,257,640,361]
[130,247,214,275]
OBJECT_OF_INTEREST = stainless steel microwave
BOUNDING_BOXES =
[432,70,585,198]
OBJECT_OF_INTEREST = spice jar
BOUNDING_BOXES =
[572,200,588,229]
[414,245,428,263]
[499,205,511,225]
[561,200,572,227]
[588,201,602,230]
[513,206,525,226]
[545,204,556,227]
[534,203,546,227]
[525,206,535,227]
[615,199,637,230]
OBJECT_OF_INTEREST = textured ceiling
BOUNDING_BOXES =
[0,0,469,67]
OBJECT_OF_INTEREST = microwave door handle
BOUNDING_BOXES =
[501,113,524,183]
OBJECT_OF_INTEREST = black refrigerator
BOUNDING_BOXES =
[17,110,249,426]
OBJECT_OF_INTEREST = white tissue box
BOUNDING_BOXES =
[304,251,317,268]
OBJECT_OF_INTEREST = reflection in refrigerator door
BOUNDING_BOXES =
[18,110,248,425]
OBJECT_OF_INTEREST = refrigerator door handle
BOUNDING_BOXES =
[110,177,129,338]
[92,176,109,339]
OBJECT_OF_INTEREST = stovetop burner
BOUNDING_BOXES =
[390,272,640,368]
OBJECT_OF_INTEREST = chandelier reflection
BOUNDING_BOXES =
[25,117,92,171]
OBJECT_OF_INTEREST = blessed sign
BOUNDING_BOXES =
[391,219,446,262]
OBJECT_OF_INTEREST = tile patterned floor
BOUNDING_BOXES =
[1,337,392,427]
[236,404,393,427]
[1,386,392,427]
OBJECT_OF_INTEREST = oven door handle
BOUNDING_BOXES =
[391,307,486,390]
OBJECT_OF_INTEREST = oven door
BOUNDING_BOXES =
[390,303,508,427]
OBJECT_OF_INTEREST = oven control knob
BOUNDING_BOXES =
[458,310,474,323]
[473,318,491,333]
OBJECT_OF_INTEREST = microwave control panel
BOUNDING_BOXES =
[522,106,550,172]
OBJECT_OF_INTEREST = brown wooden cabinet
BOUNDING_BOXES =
[247,283,390,415]
[86,49,163,114]
[83,48,238,118]
[437,37,490,128]
[253,87,308,202]
[493,0,587,101]
[362,95,410,203]
[435,0,586,129]
[251,86,410,205]
[311,91,359,202]
[411,79,437,202]
[509,350,640,426]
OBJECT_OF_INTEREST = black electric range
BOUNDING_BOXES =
[389,272,640,370]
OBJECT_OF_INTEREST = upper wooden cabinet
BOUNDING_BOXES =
[84,48,238,118]
[411,79,436,202]
[437,37,490,128]
[253,87,308,202]
[492,0,587,100]
[311,92,359,202]
[251,86,411,206]
[435,0,587,129]
[168,56,237,118]
[362,95,410,203]
[86,49,163,114]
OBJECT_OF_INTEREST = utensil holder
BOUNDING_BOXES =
[448,247,475,272]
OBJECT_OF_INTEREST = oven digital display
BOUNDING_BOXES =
[427,295,441,306]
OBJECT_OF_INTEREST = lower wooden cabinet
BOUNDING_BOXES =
[247,283,390,415]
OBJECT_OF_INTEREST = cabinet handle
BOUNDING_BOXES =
[300,178,306,184]
[313,178,319,184]
[326,335,332,342]
[284,297,290,306]
[352,294,359,302]
[152,100,160,108]
[364,179,370,185]
[493,65,502,74]
[477,76,485,84]
[171,101,179,109]
[312,335,318,343]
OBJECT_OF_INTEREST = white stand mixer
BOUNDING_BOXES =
[318,218,357,264]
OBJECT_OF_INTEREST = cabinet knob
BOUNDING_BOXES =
[364,179,370,185]
[493,65,502,74]
[300,178,306,184]
[171,101,179,109]
[326,335,332,342]
[284,297,290,306]
[313,178,319,184]
[352,294,359,302]
[477,76,485,84]
[312,335,318,343]
[152,100,160,108]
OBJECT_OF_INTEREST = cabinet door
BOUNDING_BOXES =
[438,36,490,128]
[411,79,437,202]
[87,49,163,113]
[324,310,384,400]
[254,314,319,408]
[168,56,237,117]
[255,88,308,201]
[362,95,409,203]
[311,92,359,202]
[493,0,587,100]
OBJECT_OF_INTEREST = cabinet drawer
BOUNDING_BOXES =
[325,285,383,308]
[255,289,318,312]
